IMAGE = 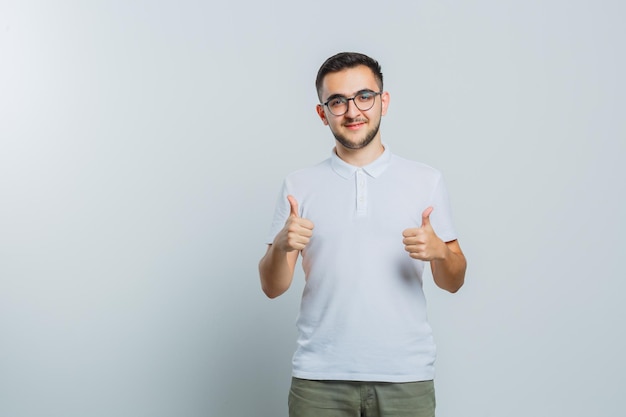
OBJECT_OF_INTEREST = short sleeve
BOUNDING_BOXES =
[428,173,458,243]
[265,179,291,244]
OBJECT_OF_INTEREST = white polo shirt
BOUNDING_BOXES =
[266,145,458,382]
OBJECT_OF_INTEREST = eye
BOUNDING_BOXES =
[357,92,375,102]
[328,97,346,108]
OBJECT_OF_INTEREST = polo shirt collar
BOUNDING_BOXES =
[330,144,392,179]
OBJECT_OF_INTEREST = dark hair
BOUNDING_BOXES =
[315,52,384,101]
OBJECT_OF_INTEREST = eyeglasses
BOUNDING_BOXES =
[322,90,382,116]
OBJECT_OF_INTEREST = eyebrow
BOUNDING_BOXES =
[324,88,376,102]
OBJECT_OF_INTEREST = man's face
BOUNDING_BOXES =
[316,65,389,151]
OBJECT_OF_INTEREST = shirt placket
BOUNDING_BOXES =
[356,168,367,217]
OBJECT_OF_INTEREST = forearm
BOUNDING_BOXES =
[259,245,297,299]
[431,241,466,293]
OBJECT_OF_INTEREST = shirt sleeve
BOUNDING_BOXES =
[428,173,458,243]
[265,179,291,245]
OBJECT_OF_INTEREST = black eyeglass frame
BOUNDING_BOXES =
[321,90,383,116]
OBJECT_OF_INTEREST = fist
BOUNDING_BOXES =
[402,206,446,261]
[275,195,314,252]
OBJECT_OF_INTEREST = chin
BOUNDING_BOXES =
[335,135,376,150]
[333,121,380,151]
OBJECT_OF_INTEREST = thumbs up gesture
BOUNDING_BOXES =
[274,195,314,252]
[402,206,447,261]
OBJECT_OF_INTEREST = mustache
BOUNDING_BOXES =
[343,118,367,125]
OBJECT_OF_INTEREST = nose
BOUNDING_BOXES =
[344,98,361,118]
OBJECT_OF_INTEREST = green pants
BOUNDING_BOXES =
[288,377,436,417]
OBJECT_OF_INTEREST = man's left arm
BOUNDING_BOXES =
[402,206,467,293]
[430,239,466,293]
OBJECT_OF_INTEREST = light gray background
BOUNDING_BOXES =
[1,1,624,416]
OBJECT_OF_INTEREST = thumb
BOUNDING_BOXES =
[287,195,299,218]
[421,206,433,227]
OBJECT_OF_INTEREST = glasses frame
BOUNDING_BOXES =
[322,90,383,116]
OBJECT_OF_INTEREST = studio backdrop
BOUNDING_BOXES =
[1,1,624,416]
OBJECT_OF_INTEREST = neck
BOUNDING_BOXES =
[335,139,384,167]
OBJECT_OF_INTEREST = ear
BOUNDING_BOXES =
[316,104,329,125]
[380,91,390,116]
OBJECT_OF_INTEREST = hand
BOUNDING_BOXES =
[274,195,314,252]
[402,207,447,261]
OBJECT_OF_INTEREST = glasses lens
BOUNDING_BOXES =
[354,92,377,111]
[327,97,347,116]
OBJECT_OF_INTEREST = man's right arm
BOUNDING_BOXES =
[258,195,314,299]
[259,244,299,299]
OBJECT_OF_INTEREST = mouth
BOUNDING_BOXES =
[344,121,367,130]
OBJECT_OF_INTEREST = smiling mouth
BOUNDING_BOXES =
[344,120,367,129]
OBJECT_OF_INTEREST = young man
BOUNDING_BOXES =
[259,52,466,417]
